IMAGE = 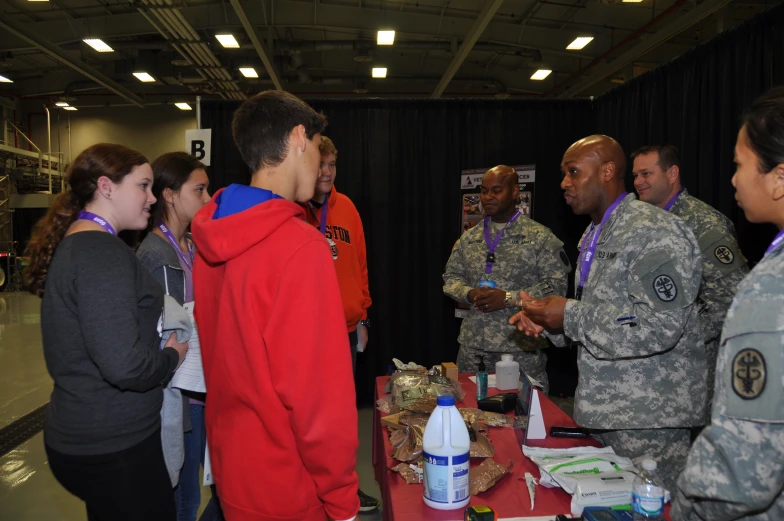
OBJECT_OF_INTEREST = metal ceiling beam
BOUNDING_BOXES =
[431,0,505,99]
[229,0,283,90]
[558,0,734,98]
[0,14,146,107]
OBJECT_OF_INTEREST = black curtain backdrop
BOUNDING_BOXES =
[594,2,784,265]
[201,99,593,403]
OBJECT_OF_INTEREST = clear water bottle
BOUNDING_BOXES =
[632,459,664,520]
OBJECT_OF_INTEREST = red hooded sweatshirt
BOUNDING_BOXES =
[191,185,359,521]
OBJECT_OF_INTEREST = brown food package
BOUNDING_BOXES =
[391,417,428,463]
[389,462,420,484]
[470,459,513,496]
[459,408,483,425]
[403,394,438,415]
[481,411,515,428]
[469,423,494,458]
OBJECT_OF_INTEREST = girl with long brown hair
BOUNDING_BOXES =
[26,143,188,521]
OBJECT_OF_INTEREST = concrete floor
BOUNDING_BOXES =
[0,291,383,521]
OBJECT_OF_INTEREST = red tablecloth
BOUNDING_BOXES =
[373,374,672,521]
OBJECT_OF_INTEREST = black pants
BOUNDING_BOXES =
[46,430,175,521]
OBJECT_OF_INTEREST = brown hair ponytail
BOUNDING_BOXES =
[24,143,148,297]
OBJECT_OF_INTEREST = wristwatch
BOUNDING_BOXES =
[504,291,515,308]
[359,319,371,328]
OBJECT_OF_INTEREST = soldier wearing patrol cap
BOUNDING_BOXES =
[510,135,706,491]
[443,165,571,394]
[632,144,749,411]
[673,87,784,521]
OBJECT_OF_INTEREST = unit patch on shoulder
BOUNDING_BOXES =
[731,348,766,400]
[714,245,735,265]
[652,274,677,302]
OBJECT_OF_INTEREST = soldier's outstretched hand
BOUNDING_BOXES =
[524,296,568,331]
[509,310,545,336]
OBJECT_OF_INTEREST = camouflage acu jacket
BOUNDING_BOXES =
[670,188,748,343]
[673,236,784,521]
[444,215,570,353]
[558,194,707,429]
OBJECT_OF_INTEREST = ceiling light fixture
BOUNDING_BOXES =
[55,101,69,107]
[63,107,78,111]
[239,67,258,78]
[133,72,155,82]
[215,34,240,48]
[0,75,12,83]
[530,69,552,80]
[377,30,395,46]
[175,103,192,111]
[566,37,594,50]
[621,0,644,3]
[372,67,387,78]
[83,39,114,52]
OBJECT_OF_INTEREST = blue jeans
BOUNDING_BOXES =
[175,403,223,521]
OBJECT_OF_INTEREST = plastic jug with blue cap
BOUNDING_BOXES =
[422,395,471,510]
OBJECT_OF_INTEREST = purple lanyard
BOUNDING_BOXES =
[158,222,194,270]
[309,198,329,236]
[765,230,784,257]
[318,201,328,236]
[77,211,117,236]
[663,188,684,212]
[483,210,522,275]
[576,193,628,300]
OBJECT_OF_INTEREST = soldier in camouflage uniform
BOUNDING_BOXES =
[510,135,706,491]
[443,165,570,394]
[672,88,784,521]
[632,144,749,410]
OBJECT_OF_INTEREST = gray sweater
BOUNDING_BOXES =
[136,231,194,485]
[42,231,179,455]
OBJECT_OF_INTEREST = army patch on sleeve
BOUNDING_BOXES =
[652,274,678,302]
[714,245,735,265]
[731,348,766,400]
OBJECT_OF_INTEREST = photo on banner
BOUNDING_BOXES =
[455,165,536,318]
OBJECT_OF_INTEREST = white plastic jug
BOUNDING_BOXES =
[422,395,471,510]
[495,354,520,391]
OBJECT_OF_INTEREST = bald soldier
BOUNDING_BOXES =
[510,136,706,490]
[632,145,748,411]
[443,165,570,394]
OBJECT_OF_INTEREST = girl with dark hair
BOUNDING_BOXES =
[25,143,188,521]
[673,87,784,519]
[136,152,219,521]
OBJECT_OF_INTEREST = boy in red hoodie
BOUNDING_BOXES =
[191,91,359,521]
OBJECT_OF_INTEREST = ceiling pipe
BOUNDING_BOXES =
[0,16,145,107]
[228,0,282,91]
[551,0,686,95]
[77,38,545,61]
[139,0,244,99]
[558,0,734,97]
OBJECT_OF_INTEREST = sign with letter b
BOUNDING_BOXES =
[186,129,212,166]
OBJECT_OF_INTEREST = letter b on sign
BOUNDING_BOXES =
[185,129,211,166]
[191,140,205,160]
